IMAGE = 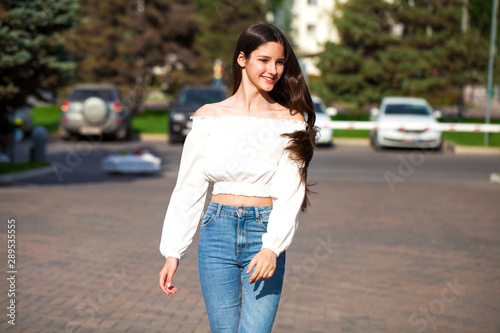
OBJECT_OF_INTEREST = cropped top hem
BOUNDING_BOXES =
[212,182,272,198]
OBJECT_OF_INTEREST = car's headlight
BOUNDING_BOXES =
[172,112,186,122]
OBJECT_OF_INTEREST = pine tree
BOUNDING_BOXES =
[0,0,79,108]
[0,0,78,153]
[315,0,488,107]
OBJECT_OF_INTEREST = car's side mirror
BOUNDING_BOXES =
[433,110,442,119]
[325,107,337,117]
[370,108,379,119]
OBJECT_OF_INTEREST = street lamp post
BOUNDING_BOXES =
[485,0,499,146]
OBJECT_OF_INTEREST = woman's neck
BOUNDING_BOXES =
[232,80,276,114]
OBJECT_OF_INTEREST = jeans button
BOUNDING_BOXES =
[238,208,243,214]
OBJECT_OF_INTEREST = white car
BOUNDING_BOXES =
[312,96,335,146]
[370,97,443,150]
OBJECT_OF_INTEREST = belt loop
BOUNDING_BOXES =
[254,206,260,218]
[216,203,222,219]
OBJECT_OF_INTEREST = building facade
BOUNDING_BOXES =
[289,0,345,76]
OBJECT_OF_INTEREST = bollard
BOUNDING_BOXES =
[31,126,47,162]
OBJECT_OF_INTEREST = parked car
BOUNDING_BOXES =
[370,97,443,150]
[169,85,227,143]
[312,96,334,146]
[59,84,130,140]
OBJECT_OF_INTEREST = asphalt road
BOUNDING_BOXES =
[0,137,499,332]
[10,136,500,186]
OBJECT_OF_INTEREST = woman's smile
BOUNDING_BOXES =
[239,41,285,92]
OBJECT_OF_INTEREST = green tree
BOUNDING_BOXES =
[468,0,500,80]
[196,0,267,87]
[469,0,498,40]
[315,0,488,108]
[0,0,79,108]
[0,0,78,154]
[65,0,202,113]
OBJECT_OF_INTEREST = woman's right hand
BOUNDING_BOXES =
[159,257,179,295]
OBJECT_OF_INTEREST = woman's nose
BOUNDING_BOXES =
[267,63,277,75]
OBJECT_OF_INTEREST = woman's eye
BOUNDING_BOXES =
[260,59,267,63]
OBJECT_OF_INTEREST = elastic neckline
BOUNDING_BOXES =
[190,115,307,125]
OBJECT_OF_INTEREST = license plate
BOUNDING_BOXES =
[80,126,102,135]
[403,136,420,143]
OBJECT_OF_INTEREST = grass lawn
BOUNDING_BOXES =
[32,105,60,133]
[0,161,50,175]
[444,132,500,147]
[32,105,170,135]
[132,109,169,134]
[333,129,370,139]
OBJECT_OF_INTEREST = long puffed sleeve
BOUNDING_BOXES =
[159,125,209,260]
[262,143,305,256]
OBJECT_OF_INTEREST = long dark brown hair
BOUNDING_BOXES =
[231,23,317,211]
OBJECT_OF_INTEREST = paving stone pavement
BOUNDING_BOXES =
[1,148,500,332]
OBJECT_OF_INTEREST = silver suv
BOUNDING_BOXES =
[59,84,130,140]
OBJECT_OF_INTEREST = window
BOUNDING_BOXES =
[385,104,431,116]
[307,24,316,36]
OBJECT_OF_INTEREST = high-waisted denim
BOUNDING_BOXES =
[198,201,286,333]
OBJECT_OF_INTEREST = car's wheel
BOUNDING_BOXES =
[59,126,72,141]
[82,97,107,124]
[371,132,383,150]
[168,130,185,144]
[433,137,444,152]
[115,120,131,141]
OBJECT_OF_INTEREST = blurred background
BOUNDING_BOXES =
[1,0,499,159]
[1,2,500,332]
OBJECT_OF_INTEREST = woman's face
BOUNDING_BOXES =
[239,42,285,92]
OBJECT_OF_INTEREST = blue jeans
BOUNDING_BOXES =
[198,202,286,333]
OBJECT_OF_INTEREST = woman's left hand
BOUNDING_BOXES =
[247,248,277,284]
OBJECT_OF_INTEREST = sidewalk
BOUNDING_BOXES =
[1,166,499,332]
[0,138,54,184]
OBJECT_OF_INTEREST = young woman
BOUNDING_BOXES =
[159,23,317,332]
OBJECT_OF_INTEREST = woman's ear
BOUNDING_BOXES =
[237,51,246,69]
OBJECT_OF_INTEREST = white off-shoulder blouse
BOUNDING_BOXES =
[159,115,307,260]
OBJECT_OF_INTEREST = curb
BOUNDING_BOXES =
[0,166,54,184]
[490,173,500,185]
[446,142,500,155]
[332,138,500,155]
[333,138,370,147]
[140,134,168,142]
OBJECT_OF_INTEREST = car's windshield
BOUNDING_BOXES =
[384,104,431,116]
[71,90,114,102]
[314,102,326,114]
[178,89,226,106]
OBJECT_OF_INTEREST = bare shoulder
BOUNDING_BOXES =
[194,98,235,117]
[284,110,306,122]
[193,102,220,117]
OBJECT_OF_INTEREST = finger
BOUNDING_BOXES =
[166,270,174,289]
[266,268,275,279]
[159,270,168,293]
[246,257,257,275]
[249,264,262,284]
[257,264,276,282]
[167,285,178,295]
